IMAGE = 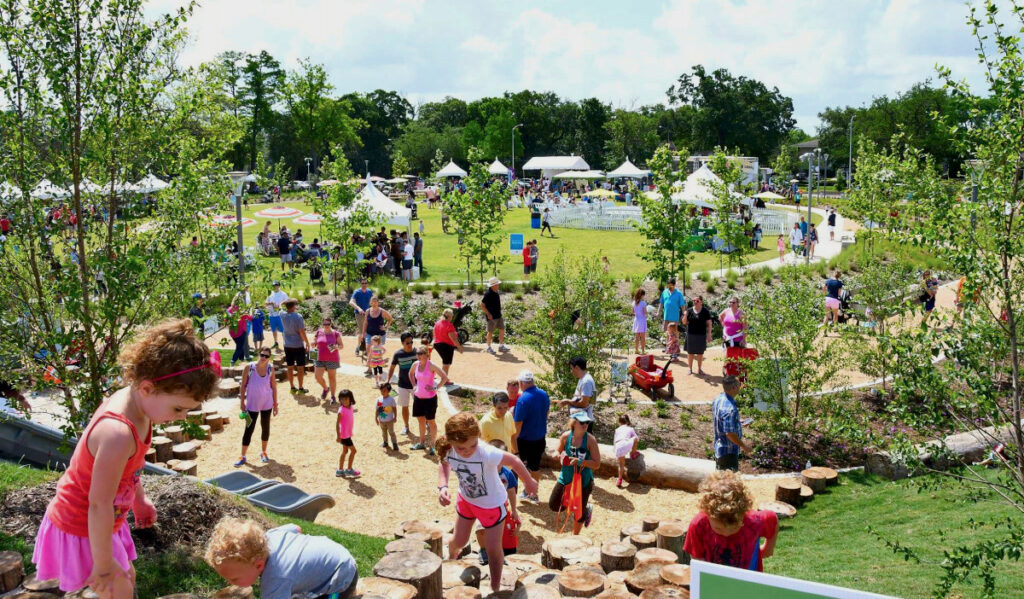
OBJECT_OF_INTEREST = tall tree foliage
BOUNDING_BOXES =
[634,144,700,288]
[705,147,755,268]
[284,58,362,178]
[240,50,284,171]
[603,110,659,170]
[445,148,507,284]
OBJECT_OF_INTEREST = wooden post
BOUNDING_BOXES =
[198,425,212,440]
[634,548,676,567]
[445,587,483,599]
[387,538,428,554]
[172,441,200,460]
[658,564,690,588]
[373,550,443,599]
[629,532,656,551]
[510,584,560,599]
[172,460,198,476]
[0,551,25,592]
[145,448,157,463]
[558,570,606,597]
[775,480,802,506]
[206,414,224,433]
[356,577,417,599]
[396,521,444,556]
[163,425,185,443]
[152,436,173,463]
[800,469,827,493]
[542,537,593,570]
[441,561,481,591]
[638,586,689,598]
[625,562,665,595]
[655,523,686,564]
[641,516,661,532]
[600,540,636,572]
[620,523,643,541]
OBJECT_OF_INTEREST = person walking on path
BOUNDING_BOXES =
[823,271,843,333]
[313,318,343,403]
[512,370,548,502]
[480,392,517,452]
[348,279,373,357]
[236,349,278,466]
[807,223,819,260]
[227,303,253,366]
[266,282,289,350]
[921,269,939,322]
[548,412,600,535]
[360,297,393,363]
[683,296,713,375]
[541,208,553,237]
[432,309,463,377]
[375,382,399,451]
[413,232,424,274]
[719,296,746,348]
[712,375,752,471]
[827,209,837,241]
[335,390,359,477]
[280,299,310,394]
[559,357,595,431]
[409,346,449,454]
[660,278,685,341]
[386,332,417,435]
[776,235,785,264]
[632,288,648,354]
[789,223,804,259]
[481,277,509,354]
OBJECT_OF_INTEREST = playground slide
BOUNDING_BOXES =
[245,483,336,522]
[205,471,280,495]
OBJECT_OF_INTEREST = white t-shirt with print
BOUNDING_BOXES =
[266,290,289,315]
[446,440,507,509]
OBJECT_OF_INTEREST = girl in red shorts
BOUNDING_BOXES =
[436,412,537,594]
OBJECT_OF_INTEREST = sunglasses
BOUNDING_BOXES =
[259,353,271,358]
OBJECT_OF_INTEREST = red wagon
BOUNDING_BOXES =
[723,347,759,382]
[629,354,675,400]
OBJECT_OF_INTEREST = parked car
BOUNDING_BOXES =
[290,181,311,191]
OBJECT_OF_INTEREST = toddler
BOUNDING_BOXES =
[205,517,358,599]
[366,335,388,387]
[613,414,640,488]
[665,321,680,356]
[376,382,399,451]
[335,390,359,477]
[777,235,785,263]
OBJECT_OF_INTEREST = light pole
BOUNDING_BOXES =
[511,123,523,178]
[848,115,855,190]
[800,151,817,265]
[364,159,370,179]
[228,171,256,285]
[304,157,312,182]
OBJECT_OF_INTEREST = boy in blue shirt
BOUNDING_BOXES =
[252,305,267,353]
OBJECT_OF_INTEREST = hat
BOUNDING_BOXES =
[517,369,534,383]
[570,411,593,424]
[192,293,204,299]
[273,281,281,286]
[487,276,501,287]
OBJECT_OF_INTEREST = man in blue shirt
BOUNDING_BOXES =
[799,216,808,237]
[513,369,549,502]
[660,277,685,337]
[711,375,752,471]
[348,279,373,356]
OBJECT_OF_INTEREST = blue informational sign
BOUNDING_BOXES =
[509,233,524,255]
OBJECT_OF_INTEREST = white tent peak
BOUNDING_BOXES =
[488,158,508,175]
[135,173,169,193]
[336,175,412,227]
[607,158,649,179]
[520,156,590,172]
[436,160,467,178]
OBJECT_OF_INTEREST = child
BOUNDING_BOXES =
[613,415,640,488]
[376,382,399,451]
[476,440,521,566]
[335,390,359,477]
[777,235,785,263]
[204,517,358,599]
[632,288,648,355]
[33,319,218,595]
[665,321,680,356]
[437,413,537,594]
[506,378,520,408]
[367,335,388,387]
[251,304,267,353]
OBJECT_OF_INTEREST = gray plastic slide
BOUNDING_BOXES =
[205,471,280,495]
[245,483,336,522]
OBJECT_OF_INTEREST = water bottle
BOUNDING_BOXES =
[805,460,812,470]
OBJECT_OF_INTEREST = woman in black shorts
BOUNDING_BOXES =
[409,346,449,455]
[432,309,463,377]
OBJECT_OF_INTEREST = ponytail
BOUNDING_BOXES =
[435,435,452,460]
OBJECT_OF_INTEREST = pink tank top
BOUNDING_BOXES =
[413,360,436,399]
[722,308,745,340]
[244,362,275,411]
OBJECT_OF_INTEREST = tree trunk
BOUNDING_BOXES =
[775,479,803,506]
[600,540,637,572]
[641,517,661,532]
[206,415,224,433]
[800,469,827,493]
[0,551,25,592]
[558,570,606,597]
[655,523,686,565]
[357,577,417,599]
[145,448,156,463]
[542,537,594,570]
[629,533,656,551]
[373,550,443,599]
[163,425,185,443]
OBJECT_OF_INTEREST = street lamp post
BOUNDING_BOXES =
[228,171,256,285]
[511,123,523,178]
[848,115,855,190]
[304,157,312,182]
[800,151,818,265]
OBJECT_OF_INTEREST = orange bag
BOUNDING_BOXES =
[555,466,584,533]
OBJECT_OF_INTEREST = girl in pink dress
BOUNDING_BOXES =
[632,288,648,354]
[335,390,359,477]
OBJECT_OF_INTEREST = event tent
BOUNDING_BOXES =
[135,174,169,193]
[521,155,590,179]
[606,158,649,179]
[488,158,509,176]
[436,160,468,178]
[336,176,411,227]
[753,191,785,200]
[552,170,605,180]
[643,165,747,210]
[31,179,68,200]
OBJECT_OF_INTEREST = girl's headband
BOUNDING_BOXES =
[151,351,221,382]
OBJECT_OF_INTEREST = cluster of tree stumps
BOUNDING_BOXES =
[767,467,840,518]
[147,408,236,477]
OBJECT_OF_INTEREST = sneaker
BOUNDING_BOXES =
[392,442,400,451]
[382,442,389,449]
[401,427,411,435]
[331,395,337,404]
[583,505,593,528]
[260,454,269,463]
[616,477,623,488]
[529,493,540,502]
[478,548,489,566]
[349,469,361,477]
[335,469,344,477]
[486,346,496,355]
[321,389,329,400]
[428,447,435,456]
[299,388,309,394]
[410,443,425,450]
[290,387,298,394]
[234,457,246,467]
[498,344,510,352]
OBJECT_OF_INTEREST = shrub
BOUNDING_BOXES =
[706,280,717,294]
[411,283,425,294]
[698,270,713,284]
[431,289,440,299]
[402,289,413,300]
[455,291,464,300]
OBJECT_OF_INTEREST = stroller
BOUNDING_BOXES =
[451,303,473,344]
[308,257,323,284]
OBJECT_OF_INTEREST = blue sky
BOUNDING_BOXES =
[152,0,989,133]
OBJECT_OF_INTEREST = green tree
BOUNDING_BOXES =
[603,109,659,169]
[705,147,754,269]
[394,121,464,175]
[634,144,700,288]
[445,147,507,284]
[342,89,413,176]
[391,150,411,180]
[418,96,469,130]
[240,50,285,171]
[284,58,362,178]
[480,109,523,166]
[570,98,611,168]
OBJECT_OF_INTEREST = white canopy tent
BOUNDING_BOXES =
[487,158,509,176]
[643,165,748,210]
[552,170,605,180]
[135,174,170,194]
[31,179,68,200]
[607,158,649,179]
[335,176,412,228]
[520,155,590,179]
[436,160,468,178]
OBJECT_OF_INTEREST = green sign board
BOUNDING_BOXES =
[690,561,897,599]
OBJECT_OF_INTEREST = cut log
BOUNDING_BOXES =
[155,595,201,599]
[444,533,471,559]
[152,436,173,463]
[163,425,185,443]
[373,550,443,599]
[214,586,254,599]
[775,479,803,506]
[172,460,198,476]
[641,517,661,532]
[429,519,456,535]
[542,537,593,570]
[186,410,205,425]
[628,533,656,551]
[638,586,689,598]
[206,414,224,433]
[655,523,686,565]
[445,587,483,599]
[595,590,637,599]
[172,441,200,460]
[220,414,232,426]
[564,564,605,576]
[600,540,636,572]
[145,447,157,463]
[620,523,643,541]
[558,569,605,597]
[482,591,515,599]
[517,570,561,588]
[0,551,25,592]
[22,574,61,595]
[658,564,689,589]
[217,379,241,398]
[387,538,428,554]
[442,560,481,590]
[407,531,444,557]
[396,520,445,555]
[800,469,827,493]
[804,465,838,487]
[480,567,519,593]
[604,571,630,593]
[356,577,417,599]
[504,557,544,581]
[510,584,561,599]
[625,563,664,595]
[800,485,814,503]
[197,425,211,440]
[634,548,676,567]
[757,501,797,519]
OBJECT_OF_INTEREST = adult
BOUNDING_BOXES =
[432,308,463,376]
[751,223,762,249]
[529,239,539,274]
[560,357,595,432]
[541,208,553,237]
[548,412,600,534]
[683,296,713,375]
[513,370,549,501]
[807,223,819,259]
[789,223,804,258]
[348,279,373,356]
[827,209,837,240]
[522,240,532,279]
[413,232,424,274]
[660,278,685,337]
[798,216,808,237]
[386,332,417,435]
[228,303,253,366]
[480,392,517,452]
[481,277,509,354]
[921,269,939,321]
[313,317,343,403]
[719,296,746,348]
[263,221,271,240]
[409,346,448,454]
[361,297,393,353]
[277,231,293,274]
[683,471,779,572]
[266,281,289,350]
[236,348,278,466]
[712,375,752,471]
[280,299,310,394]
[402,233,414,281]
[823,271,843,332]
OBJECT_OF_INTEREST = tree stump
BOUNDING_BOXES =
[638,586,689,598]
[558,569,606,597]
[445,587,483,599]
[620,523,643,541]
[196,425,211,440]
[628,533,656,551]
[634,548,676,567]
[542,537,593,570]
[800,485,814,503]
[172,441,200,460]
[757,501,797,519]
[429,519,455,535]
[3,591,59,599]
[517,570,561,588]
[625,563,665,595]
[155,595,201,599]
[482,591,514,599]
[206,414,224,433]
[565,564,605,577]
[641,517,661,532]
[0,551,25,592]
[775,480,803,506]
[145,448,157,463]
[442,560,481,590]
[186,410,205,425]
[373,550,443,599]
[217,379,241,398]
[387,538,428,554]
[510,584,561,599]
[600,540,636,572]
[504,557,544,579]
[396,520,444,556]
[22,574,61,595]
[152,436,173,463]
[604,571,630,593]
[166,459,180,469]
[595,590,637,599]
[64,589,99,599]
[356,577,417,599]
[163,425,185,443]
[655,523,686,565]
[172,460,198,476]
[806,466,839,486]
[658,564,689,589]
[214,586,254,599]
[800,469,827,493]
[480,567,519,593]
